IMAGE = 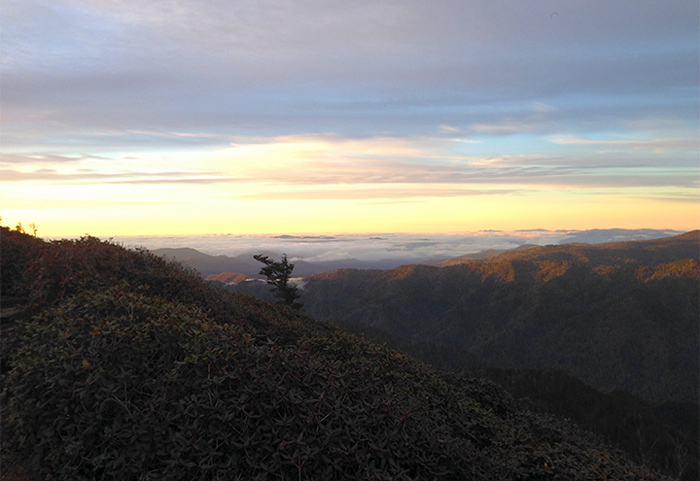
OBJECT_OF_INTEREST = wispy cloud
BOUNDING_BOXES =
[124,130,235,141]
[0,168,238,184]
[551,136,698,154]
[0,153,108,165]
[2,131,696,192]
[237,187,522,201]
[471,120,538,134]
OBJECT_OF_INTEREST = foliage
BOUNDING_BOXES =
[321,315,698,481]
[1,229,676,480]
[254,254,302,310]
[0,226,46,299]
[302,232,700,403]
[462,367,699,481]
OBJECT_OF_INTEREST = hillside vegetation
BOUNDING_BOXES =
[303,231,700,403]
[322,316,698,481]
[0,226,675,480]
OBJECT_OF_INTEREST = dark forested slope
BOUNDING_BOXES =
[302,231,700,403]
[0,226,675,480]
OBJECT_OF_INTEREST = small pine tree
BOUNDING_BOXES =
[253,254,302,310]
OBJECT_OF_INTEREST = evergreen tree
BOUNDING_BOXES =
[253,254,302,309]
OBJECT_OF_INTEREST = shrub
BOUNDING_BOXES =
[0,226,45,298]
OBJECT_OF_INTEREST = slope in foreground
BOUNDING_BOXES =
[0,227,673,480]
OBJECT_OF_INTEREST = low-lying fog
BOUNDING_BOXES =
[110,229,682,264]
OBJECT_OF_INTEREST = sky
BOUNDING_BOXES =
[1,0,698,237]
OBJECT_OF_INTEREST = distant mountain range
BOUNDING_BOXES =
[152,230,699,404]
[558,228,684,244]
[152,228,687,279]
[300,231,699,403]
[427,244,538,265]
[203,230,700,405]
[151,247,422,278]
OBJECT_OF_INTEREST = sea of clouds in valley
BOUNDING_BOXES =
[108,229,682,264]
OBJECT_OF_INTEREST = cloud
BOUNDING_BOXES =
[124,130,235,141]
[551,136,698,154]
[112,231,564,262]
[471,120,538,134]
[0,168,239,184]
[0,153,107,165]
[214,134,698,189]
[3,130,695,193]
[2,0,697,143]
[2,198,172,209]
[531,102,558,113]
[111,229,684,263]
[237,187,522,201]
[629,194,699,204]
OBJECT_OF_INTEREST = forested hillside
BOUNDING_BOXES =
[0,226,676,480]
[302,232,700,404]
[324,316,698,481]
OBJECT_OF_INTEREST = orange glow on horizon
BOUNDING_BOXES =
[3,190,697,239]
[2,136,697,238]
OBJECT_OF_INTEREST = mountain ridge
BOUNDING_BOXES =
[301,231,699,403]
[439,230,699,269]
[152,247,424,277]
[148,229,693,278]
